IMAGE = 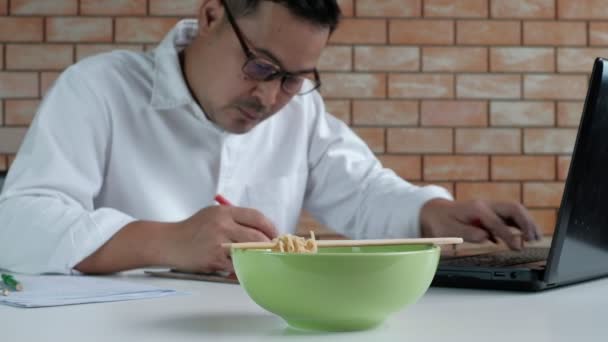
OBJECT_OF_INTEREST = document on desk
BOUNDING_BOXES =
[0,274,184,308]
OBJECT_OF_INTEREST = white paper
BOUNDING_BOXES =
[0,274,185,308]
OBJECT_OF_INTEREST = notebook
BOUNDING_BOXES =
[433,57,608,291]
[0,274,183,308]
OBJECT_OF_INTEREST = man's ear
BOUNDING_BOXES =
[197,0,225,36]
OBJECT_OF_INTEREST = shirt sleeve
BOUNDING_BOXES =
[303,94,454,239]
[0,65,136,275]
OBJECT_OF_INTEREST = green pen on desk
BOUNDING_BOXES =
[1,273,23,292]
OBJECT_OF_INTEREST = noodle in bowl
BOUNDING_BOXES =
[231,240,440,332]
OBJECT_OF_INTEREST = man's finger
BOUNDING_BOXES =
[475,207,522,250]
[471,218,498,243]
[492,202,542,241]
[441,220,491,243]
[228,225,273,243]
[228,207,278,239]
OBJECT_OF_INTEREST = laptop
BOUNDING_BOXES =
[432,57,608,291]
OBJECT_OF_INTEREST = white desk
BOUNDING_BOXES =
[2,271,606,342]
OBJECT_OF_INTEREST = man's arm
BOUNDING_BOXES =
[302,93,452,240]
[76,206,277,274]
[74,220,171,274]
[301,93,541,248]
[0,65,138,274]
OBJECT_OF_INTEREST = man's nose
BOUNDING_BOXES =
[252,79,282,109]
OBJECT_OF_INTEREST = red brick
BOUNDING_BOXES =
[492,156,555,181]
[524,129,577,154]
[491,0,555,19]
[557,156,571,181]
[357,0,421,17]
[0,72,38,98]
[490,47,555,72]
[558,0,608,19]
[0,0,6,15]
[336,0,354,17]
[421,100,487,127]
[6,44,73,70]
[457,20,521,45]
[4,99,39,125]
[389,74,454,99]
[424,156,489,181]
[40,72,61,97]
[355,46,419,71]
[529,209,557,235]
[390,20,454,45]
[0,128,25,153]
[353,100,418,126]
[456,128,521,154]
[387,128,453,153]
[456,182,521,202]
[320,73,386,98]
[329,19,386,44]
[76,44,144,61]
[557,48,608,73]
[81,0,146,15]
[590,23,608,46]
[457,74,521,99]
[557,102,583,127]
[490,101,554,126]
[47,17,113,43]
[422,47,487,72]
[7,155,15,168]
[353,127,385,153]
[149,0,202,15]
[11,0,77,15]
[524,75,588,100]
[319,46,352,71]
[523,21,586,46]
[378,155,422,180]
[143,44,159,53]
[0,17,43,42]
[324,100,351,124]
[425,0,487,18]
[115,18,180,43]
[523,182,564,207]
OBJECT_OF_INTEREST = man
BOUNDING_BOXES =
[0,0,541,275]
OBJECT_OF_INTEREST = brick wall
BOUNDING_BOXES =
[0,0,604,235]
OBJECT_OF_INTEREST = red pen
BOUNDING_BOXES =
[214,194,233,206]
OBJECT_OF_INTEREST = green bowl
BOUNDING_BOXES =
[232,244,440,332]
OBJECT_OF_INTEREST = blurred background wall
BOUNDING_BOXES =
[0,0,604,236]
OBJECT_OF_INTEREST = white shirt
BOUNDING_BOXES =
[0,20,452,274]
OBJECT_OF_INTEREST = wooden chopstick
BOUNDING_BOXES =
[222,237,463,250]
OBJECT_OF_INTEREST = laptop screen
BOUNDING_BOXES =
[546,58,608,284]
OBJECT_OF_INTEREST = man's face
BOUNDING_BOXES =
[185,1,330,134]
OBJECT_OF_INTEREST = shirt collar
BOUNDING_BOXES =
[150,19,200,110]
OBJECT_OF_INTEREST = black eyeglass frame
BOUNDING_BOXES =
[221,0,322,95]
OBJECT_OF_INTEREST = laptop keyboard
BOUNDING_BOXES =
[440,247,550,268]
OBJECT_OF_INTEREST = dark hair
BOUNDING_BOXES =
[224,0,341,33]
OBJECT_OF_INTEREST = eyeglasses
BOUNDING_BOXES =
[221,0,321,96]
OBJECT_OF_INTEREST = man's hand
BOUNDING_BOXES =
[75,205,277,275]
[419,198,542,250]
[163,205,278,273]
